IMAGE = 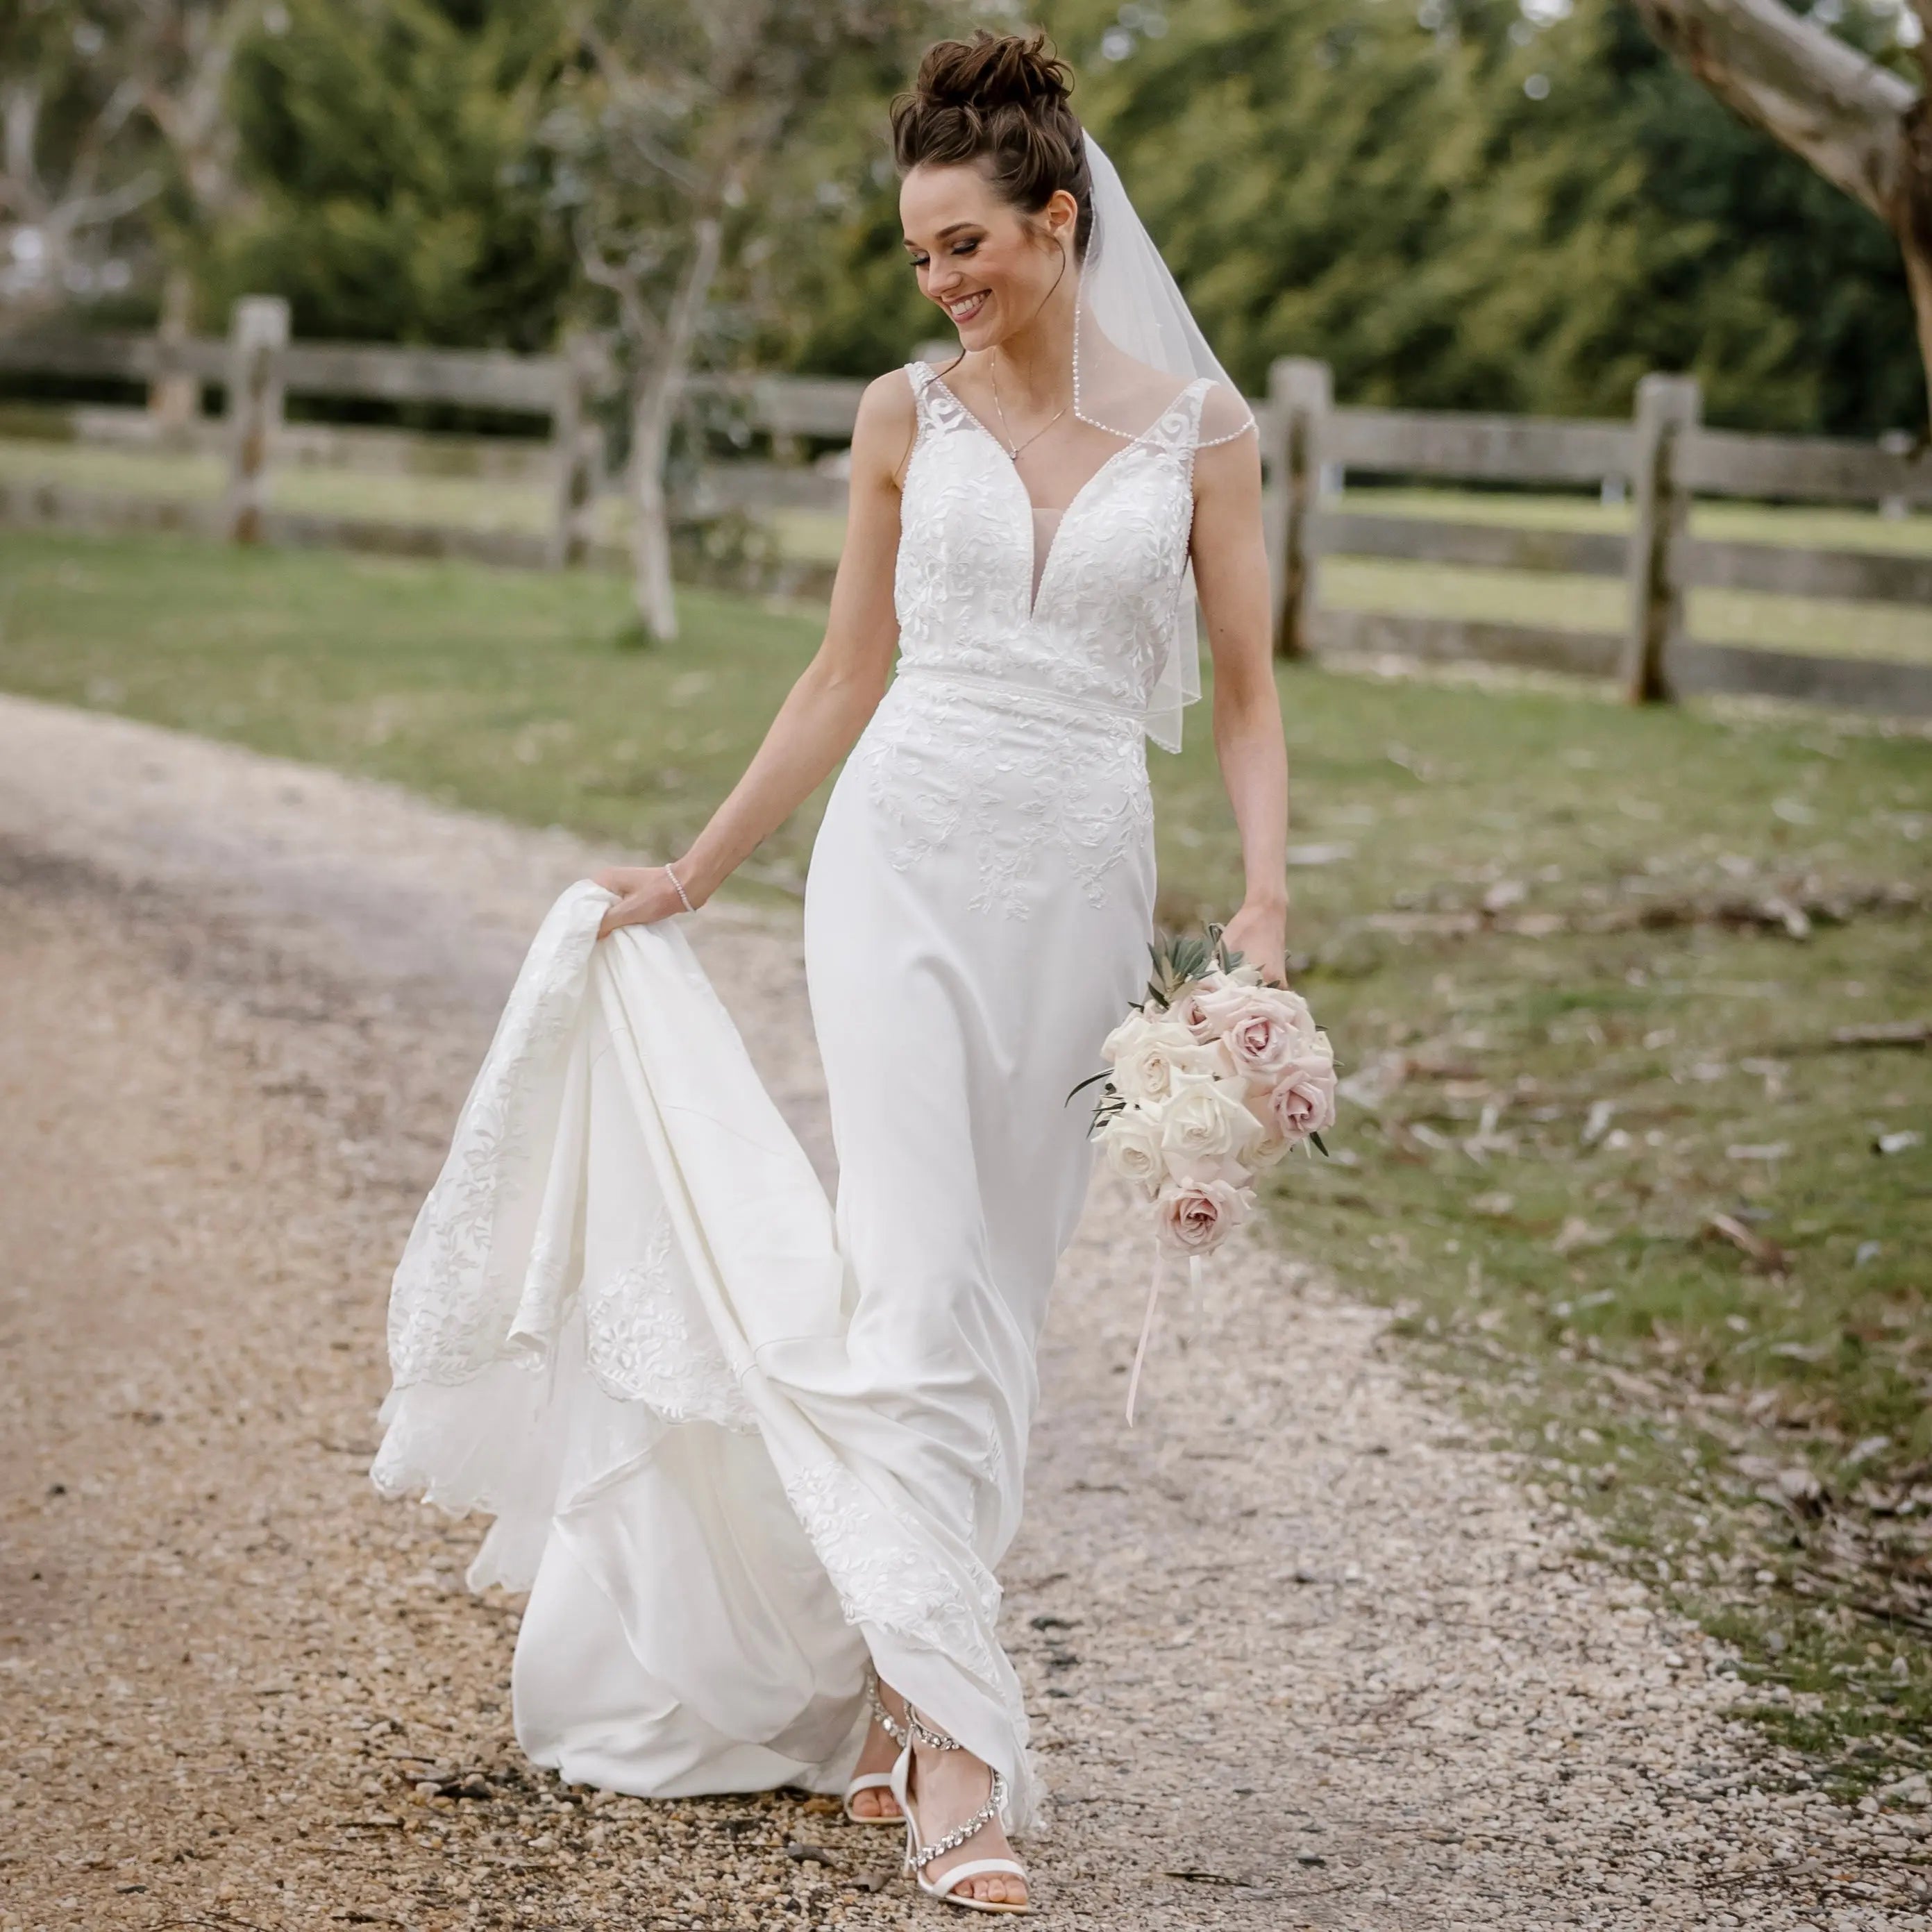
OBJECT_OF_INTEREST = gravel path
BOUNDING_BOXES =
[1,691,1922,1931]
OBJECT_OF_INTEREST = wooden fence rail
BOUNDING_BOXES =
[2,303,1929,716]
[0,325,568,412]
[1263,355,1932,719]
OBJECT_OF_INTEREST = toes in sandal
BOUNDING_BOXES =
[841,1669,909,1827]
[889,1705,1030,1915]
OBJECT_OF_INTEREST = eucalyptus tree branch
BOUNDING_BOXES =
[133,0,261,215]
[1,70,151,226]
[1627,0,1914,219]
[578,16,705,193]
[1628,0,1932,428]
[573,210,664,353]
[1,83,44,215]
[53,164,164,233]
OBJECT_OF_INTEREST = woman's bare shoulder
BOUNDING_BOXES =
[850,367,921,486]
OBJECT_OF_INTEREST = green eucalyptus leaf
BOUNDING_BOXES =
[1064,1068,1114,1105]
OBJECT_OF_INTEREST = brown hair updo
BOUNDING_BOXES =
[891,31,1095,261]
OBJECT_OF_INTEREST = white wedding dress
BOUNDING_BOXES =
[373,360,1217,1829]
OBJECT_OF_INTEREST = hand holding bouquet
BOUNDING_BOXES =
[1075,925,1337,1422]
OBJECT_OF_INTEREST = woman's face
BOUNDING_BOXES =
[900,162,1077,351]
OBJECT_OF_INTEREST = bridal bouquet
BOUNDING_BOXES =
[1075,925,1337,1421]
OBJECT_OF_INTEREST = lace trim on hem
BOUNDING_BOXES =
[780,1461,1016,1713]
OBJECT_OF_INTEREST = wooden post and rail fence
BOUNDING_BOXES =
[2,301,1929,718]
[1262,357,1932,716]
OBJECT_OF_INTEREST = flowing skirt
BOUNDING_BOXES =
[374,671,1154,1826]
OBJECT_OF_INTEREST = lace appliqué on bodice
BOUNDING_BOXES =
[852,361,1205,918]
[856,677,1152,918]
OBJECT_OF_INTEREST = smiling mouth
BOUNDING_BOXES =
[944,290,989,324]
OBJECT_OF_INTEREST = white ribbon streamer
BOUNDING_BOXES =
[1125,1247,1204,1427]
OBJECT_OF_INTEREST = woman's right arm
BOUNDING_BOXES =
[596,371,914,936]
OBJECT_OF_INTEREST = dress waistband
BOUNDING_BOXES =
[891,662,1148,732]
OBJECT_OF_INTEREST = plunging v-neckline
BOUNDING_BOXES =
[924,371,1157,621]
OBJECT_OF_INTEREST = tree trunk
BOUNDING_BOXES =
[628,369,681,642]
[1901,95,1932,432]
[626,215,722,644]
[150,267,199,434]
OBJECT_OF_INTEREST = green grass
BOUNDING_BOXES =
[0,530,830,891]
[0,434,631,544]
[2,527,1929,1789]
[1150,664,1932,1791]
[8,434,1932,664]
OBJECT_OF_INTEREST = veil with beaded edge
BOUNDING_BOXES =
[1073,131,1256,754]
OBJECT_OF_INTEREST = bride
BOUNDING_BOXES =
[376,27,1286,1917]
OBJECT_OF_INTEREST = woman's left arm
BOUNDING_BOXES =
[1190,410,1292,982]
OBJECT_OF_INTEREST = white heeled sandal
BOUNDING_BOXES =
[889,1704,1030,1915]
[841,1669,909,1826]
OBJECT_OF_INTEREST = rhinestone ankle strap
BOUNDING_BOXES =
[905,1703,964,1753]
[865,1668,909,1749]
[900,1703,1009,1872]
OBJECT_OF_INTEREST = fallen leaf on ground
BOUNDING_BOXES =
[1703,1213,1790,1273]
[1552,1216,1611,1254]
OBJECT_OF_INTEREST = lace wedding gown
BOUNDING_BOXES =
[373,360,1216,1828]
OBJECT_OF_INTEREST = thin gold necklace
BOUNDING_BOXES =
[987,357,1066,462]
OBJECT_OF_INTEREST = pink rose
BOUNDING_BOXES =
[1169,972,1231,1042]
[1223,1003,1309,1080]
[1154,1176,1254,1257]
[1251,1050,1338,1146]
[1197,976,1309,1026]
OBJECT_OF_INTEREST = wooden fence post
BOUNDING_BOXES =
[1267,357,1331,660]
[548,331,606,569]
[223,296,289,544]
[1620,372,1700,704]
[1878,429,1912,519]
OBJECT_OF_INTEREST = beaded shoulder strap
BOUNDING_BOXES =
[1133,376,1214,457]
[904,359,975,439]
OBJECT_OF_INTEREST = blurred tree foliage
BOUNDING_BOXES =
[0,0,163,326]
[182,0,1921,432]
[203,0,573,351]
[794,0,1922,435]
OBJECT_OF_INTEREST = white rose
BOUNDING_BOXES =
[1164,1148,1255,1187]
[1101,1009,1157,1065]
[1098,1103,1166,1191]
[1109,1019,1219,1105]
[1159,1070,1263,1175]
